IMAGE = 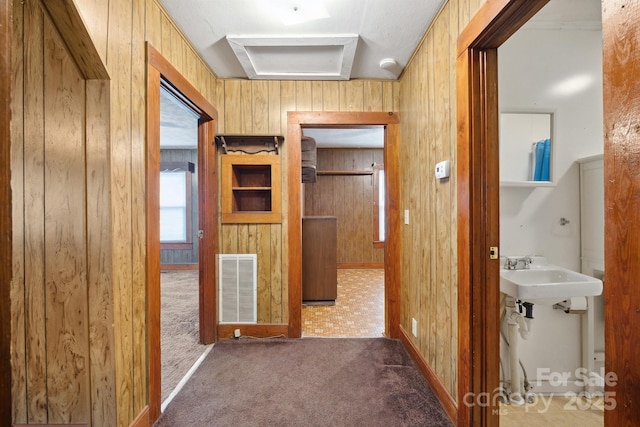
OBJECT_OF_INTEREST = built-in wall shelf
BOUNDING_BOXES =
[317,170,373,176]
[500,111,555,186]
[221,154,281,223]
[500,180,555,188]
[216,134,284,154]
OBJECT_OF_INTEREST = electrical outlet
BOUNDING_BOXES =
[234,328,241,338]
[411,318,418,337]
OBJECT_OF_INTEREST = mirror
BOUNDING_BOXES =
[500,112,554,186]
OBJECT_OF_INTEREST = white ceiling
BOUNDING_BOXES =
[522,0,601,30]
[159,0,447,80]
[159,0,602,149]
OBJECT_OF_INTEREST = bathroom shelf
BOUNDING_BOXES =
[500,180,555,188]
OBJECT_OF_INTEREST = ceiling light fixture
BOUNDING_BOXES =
[263,0,330,26]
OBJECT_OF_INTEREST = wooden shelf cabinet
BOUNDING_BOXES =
[221,154,281,223]
[302,216,337,303]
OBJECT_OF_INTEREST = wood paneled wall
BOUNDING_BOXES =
[398,0,486,401]
[8,0,476,422]
[9,0,219,425]
[21,0,399,426]
[11,0,114,424]
[304,148,384,265]
[216,80,399,325]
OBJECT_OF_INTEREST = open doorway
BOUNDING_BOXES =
[286,111,401,340]
[146,45,218,423]
[300,127,385,337]
[456,0,610,425]
[158,85,209,404]
[496,1,604,425]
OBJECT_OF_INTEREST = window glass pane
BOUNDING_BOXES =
[160,172,187,207]
[160,171,188,242]
[160,207,187,241]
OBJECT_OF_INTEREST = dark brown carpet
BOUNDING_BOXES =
[161,270,208,402]
[154,337,453,427]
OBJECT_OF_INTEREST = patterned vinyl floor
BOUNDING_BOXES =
[499,395,604,426]
[302,268,385,338]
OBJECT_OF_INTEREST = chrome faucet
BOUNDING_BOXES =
[504,256,533,270]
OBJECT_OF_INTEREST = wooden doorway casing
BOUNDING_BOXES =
[146,44,218,423]
[456,1,549,426]
[286,112,401,339]
[0,1,11,425]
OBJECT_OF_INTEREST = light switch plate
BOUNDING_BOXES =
[404,209,410,225]
[435,160,450,179]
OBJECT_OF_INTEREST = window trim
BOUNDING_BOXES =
[373,163,385,248]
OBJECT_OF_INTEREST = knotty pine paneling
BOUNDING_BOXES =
[217,80,398,325]
[10,0,26,421]
[8,0,221,425]
[43,16,90,421]
[107,0,136,421]
[11,0,115,424]
[23,1,47,422]
[219,223,285,323]
[131,0,147,416]
[304,149,384,265]
[398,0,487,401]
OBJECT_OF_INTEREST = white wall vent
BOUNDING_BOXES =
[218,254,257,324]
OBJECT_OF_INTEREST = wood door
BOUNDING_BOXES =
[602,1,640,425]
[302,216,338,302]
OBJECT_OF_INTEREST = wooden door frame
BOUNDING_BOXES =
[456,1,549,426]
[286,112,401,339]
[0,0,11,425]
[146,43,218,422]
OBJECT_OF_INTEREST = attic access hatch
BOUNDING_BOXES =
[227,35,358,80]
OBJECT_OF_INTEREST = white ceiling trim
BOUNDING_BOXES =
[227,34,358,80]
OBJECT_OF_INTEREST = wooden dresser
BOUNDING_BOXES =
[302,216,337,303]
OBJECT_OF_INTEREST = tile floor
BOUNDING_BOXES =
[499,395,604,426]
[302,268,385,337]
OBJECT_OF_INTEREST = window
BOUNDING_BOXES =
[160,168,192,248]
[373,163,385,247]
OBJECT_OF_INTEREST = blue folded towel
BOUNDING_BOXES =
[541,138,551,181]
[533,140,545,181]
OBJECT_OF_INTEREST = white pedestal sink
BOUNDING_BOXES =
[499,256,603,405]
[500,256,603,305]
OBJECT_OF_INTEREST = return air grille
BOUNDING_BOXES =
[218,254,257,324]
